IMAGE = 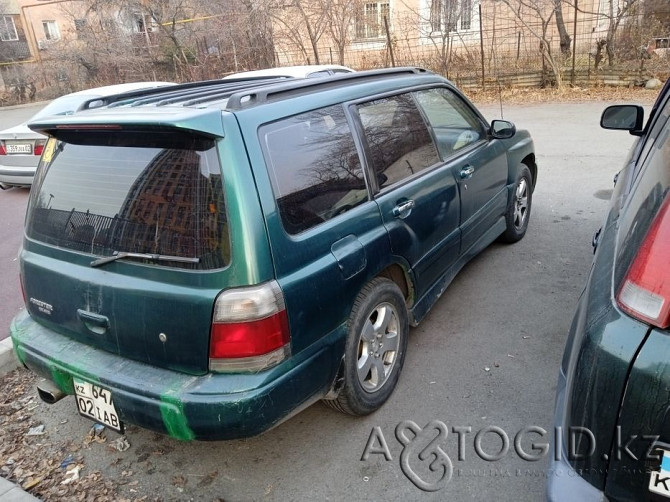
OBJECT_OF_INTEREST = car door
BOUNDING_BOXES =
[353,91,461,298]
[413,87,508,254]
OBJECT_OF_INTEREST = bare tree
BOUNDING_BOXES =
[499,0,563,87]
[321,0,361,65]
[395,0,469,76]
[269,0,328,64]
[565,0,640,67]
[554,0,571,55]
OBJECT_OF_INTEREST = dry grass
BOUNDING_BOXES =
[466,85,661,105]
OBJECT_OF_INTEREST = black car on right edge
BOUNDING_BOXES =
[548,79,670,501]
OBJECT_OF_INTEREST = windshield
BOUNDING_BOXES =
[26,133,229,270]
[30,95,97,121]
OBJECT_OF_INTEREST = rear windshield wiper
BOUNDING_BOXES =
[90,252,200,268]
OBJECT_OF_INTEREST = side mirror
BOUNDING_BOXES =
[601,105,644,135]
[490,120,516,139]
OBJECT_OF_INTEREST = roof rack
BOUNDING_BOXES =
[79,67,431,113]
[226,67,430,110]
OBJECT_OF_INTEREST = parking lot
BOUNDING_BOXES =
[0,97,646,500]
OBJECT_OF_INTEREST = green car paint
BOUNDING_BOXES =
[12,70,536,440]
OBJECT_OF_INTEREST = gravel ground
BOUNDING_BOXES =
[0,368,164,502]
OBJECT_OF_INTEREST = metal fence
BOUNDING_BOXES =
[1,8,667,105]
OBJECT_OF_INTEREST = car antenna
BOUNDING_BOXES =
[493,49,504,120]
[498,77,504,120]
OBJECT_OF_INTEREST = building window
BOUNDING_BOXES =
[356,2,390,40]
[461,0,472,30]
[429,0,474,32]
[133,13,155,34]
[42,21,60,41]
[74,18,87,38]
[0,16,18,42]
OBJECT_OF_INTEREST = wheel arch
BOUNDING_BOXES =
[376,262,415,307]
[521,153,537,191]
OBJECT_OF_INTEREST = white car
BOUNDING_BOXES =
[0,82,174,188]
[223,64,354,80]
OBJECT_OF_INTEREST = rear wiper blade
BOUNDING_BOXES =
[90,252,200,268]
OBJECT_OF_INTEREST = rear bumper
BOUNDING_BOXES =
[10,309,344,440]
[546,366,606,502]
[0,162,35,186]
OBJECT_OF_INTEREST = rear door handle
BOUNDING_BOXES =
[392,199,415,219]
[77,309,109,335]
[460,165,475,179]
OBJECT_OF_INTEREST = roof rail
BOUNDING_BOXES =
[80,80,227,110]
[226,67,431,110]
[78,67,432,113]
[81,77,297,111]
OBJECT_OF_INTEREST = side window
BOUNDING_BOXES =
[261,105,367,235]
[636,95,670,176]
[357,93,440,189]
[413,87,486,159]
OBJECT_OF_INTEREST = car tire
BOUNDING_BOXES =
[324,277,409,416]
[500,164,532,243]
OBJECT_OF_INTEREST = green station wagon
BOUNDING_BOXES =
[10,68,536,440]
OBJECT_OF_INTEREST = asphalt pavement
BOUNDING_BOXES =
[0,104,37,342]
[0,97,647,500]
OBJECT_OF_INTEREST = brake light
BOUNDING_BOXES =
[34,139,46,156]
[0,141,5,155]
[617,194,670,328]
[209,281,290,372]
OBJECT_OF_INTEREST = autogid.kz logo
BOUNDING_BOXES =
[361,420,659,492]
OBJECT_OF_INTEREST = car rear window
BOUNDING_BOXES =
[260,105,367,235]
[26,133,229,270]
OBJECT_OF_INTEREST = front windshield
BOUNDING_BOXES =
[30,94,97,121]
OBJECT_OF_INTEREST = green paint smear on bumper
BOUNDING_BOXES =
[10,315,29,367]
[12,312,94,395]
[13,310,194,441]
[160,394,195,441]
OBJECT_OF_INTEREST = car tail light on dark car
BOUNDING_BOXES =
[209,281,291,372]
[617,195,670,328]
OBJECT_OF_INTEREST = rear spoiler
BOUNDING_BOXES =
[27,107,225,139]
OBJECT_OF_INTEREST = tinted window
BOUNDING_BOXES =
[637,94,670,177]
[413,87,486,158]
[261,105,367,235]
[26,135,228,270]
[357,93,440,189]
[307,70,332,78]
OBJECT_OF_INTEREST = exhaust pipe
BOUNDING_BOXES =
[36,380,65,404]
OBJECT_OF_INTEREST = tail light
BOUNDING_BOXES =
[34,139,46,156]
[617,194,670,328]
[0,141,5,155]
[209,281,290,372]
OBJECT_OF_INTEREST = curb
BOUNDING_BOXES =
[0,476,40,501]
[0,337,19,377]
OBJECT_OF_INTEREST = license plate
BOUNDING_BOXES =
[650,449,670,498]
[73,378,123,433]
[5,143,32,154]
